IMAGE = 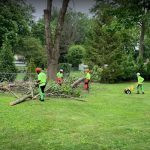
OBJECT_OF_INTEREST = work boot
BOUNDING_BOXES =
[136,92,140,94]
[40,98,44,102]
[142,92,145,94]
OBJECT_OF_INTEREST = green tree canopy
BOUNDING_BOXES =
[0,0,34,48]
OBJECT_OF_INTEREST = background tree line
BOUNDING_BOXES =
[0,0,150,83]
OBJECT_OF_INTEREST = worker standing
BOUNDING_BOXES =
[136,72,144,94]
[84,69,91,92]
[56,69,64,85]
[35,68,47,101]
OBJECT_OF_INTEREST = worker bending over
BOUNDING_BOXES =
[84,69,91,92]
[36,68,47,101]
[56,69,64,85]
[136,72,144,94]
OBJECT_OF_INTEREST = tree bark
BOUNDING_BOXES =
[44,0,70,80]
[71,78,84,88]
[44,0,53,80]
[139,20,145,59]
[10,94,32,106]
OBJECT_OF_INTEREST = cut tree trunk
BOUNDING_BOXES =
[139,20,145,59]
[71,78,84,88]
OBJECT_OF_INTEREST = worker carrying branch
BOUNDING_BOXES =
[84,69,91,92]
[136,72,144,94]
[56,69,64,85]
[35,68,47,101]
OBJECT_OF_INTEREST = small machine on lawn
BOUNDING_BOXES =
[124,86,134,94]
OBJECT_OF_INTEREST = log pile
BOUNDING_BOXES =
[1,78,86,106]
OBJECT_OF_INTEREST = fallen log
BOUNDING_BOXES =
[10,86,51,106]
[10,94,32,106]
[71,77,84,88]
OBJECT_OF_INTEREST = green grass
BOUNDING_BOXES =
[1,83,150,150]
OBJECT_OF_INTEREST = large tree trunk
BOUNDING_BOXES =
[48,58,59,80]
[139,20,145,59]
[44,0,70,80]
[44,0,53,80]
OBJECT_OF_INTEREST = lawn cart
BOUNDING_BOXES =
[124,86,134,94]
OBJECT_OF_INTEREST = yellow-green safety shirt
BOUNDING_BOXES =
[138,76,144,84]
[57,72,63,78]
[38,72,47,86]
[85,73,91,80]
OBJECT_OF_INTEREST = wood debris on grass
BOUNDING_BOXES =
[1,78,86,106]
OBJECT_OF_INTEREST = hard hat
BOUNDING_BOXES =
[60,69,64,72]
[84,69,90,73]
[35,68,41,73]
[137,72,140,76]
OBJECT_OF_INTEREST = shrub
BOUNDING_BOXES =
[91,65,103,82]
[121,55,136,81]
[134,57,148,80]
[0,42,17,82]
[101,62,123,83]
[24,59,36,81]
[145,61,150,80]
[67,45,85,68]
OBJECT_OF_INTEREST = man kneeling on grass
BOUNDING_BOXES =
[136,72,144,94]
[36,68,47,101]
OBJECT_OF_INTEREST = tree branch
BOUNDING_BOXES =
[44,0,53,59]
[54,0,70,58]
[47,0,53,19]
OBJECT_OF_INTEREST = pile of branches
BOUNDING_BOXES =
[0,77,85,106]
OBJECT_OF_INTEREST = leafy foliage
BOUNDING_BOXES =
[0,0,34,48]
[15,37,46,68]
[24,58,36,81]
[31,9,90,64]
[47,80,81,97]
[85,0,150,82]
[91,65,103,82]
[67,45,85,68]
[0,41,17,82]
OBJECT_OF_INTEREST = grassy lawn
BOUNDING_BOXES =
[1,82,150,150]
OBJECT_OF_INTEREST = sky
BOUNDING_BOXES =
[26,0,95,20]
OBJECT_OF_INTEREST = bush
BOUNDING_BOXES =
[17,37,46,68]
[0,42,17,82]
[121,55,136,81]
[91,65,103,82]
[101,61,123,83]
[66,45,85,68]
[145,61,150,80]
[47,79,81,97]
[24,59,36,81]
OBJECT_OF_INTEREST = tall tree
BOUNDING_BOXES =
[44,0,70,80]
[0,40,17,81]
[0,0,34,48]
[93,0,150,59]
